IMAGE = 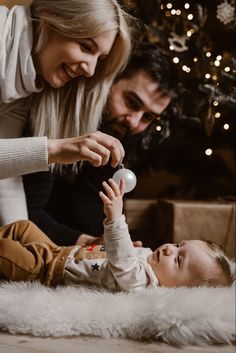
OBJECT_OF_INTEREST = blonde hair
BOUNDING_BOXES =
[29,0,132,141]
[197,239,234,287]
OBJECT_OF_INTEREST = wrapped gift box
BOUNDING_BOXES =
[156,199,235,259]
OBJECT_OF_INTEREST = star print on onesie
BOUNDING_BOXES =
[64,244,110,287]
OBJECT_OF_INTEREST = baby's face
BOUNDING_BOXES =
[147,240,217,287]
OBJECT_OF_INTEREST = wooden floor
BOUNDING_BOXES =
[0,333,235,353]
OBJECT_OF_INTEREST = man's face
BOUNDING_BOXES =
[103,70,171,138]
[147,240,218,288]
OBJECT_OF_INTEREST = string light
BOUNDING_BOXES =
[167,3,172,9]
[184,3,190,9]
[176,9,181,15]
[171,9,176,15]
[156,125,162,131]
[205,148,213,156]
[215,112,221,118]
[213,101,219,106]
[173,57,180,63]
[216,55,222,60]
[205,73,211,79]
[193,57,198,62]
[223,124,229,130]
[224,66,231,72]
[212,75,218,81]
[182,65,191,73]
[214,60,220,67]
[169,45,175,50]
[206,52,211,57]
[187,14,193,20]
[187,30,192,37]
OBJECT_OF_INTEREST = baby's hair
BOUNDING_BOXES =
[200,239,234,287]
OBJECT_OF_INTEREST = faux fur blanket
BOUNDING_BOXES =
[0,281,235,346]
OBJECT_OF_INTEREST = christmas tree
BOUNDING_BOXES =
[123,0,236,200]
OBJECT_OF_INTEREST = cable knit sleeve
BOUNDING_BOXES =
[0,137,48,180]
[103,215,158,291]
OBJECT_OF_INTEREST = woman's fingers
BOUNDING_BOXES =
[48,131,124,167]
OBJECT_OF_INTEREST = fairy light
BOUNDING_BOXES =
[212,75,218,81]
[167,3,172,9]
[176,9,181,15]
[224,66,231,72]
[187,30,192,37]
[184,3,190,9]
[173,57,180,63]
[193,57,198,62]
[171,9,176,15]
[205,73,211,79]
[160,4,164,10]
[182,65,191,73]
[213,101,219,106]
[169,45,175,50]
[216,55,222,61]
[215,112,221,118]
[214,60,220,67]
[224,123,229,130]
[156,125,162,132]
[205,148,213,156]
[187,13,193,20]
[206,52,212,57]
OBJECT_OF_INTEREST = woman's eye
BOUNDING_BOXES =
[80,43,92,53]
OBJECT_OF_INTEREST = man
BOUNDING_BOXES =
[23,42,178,246]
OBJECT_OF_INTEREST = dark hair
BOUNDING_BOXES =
[117,42,178,98]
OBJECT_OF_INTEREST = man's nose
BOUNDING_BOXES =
[124,111,143,128]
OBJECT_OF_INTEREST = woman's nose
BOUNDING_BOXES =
[80,58,97,78]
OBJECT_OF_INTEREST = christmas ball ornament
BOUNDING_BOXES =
[113,164,137,193]
[217,0,235,25]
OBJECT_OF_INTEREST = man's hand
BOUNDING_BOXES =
[47,131,124,168]
[99,178,124,222]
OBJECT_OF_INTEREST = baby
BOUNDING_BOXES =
[0,179,233,290]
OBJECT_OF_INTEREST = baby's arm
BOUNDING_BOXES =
[99,178,124,222]
[99,179,151,291]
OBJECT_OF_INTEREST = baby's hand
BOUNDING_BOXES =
[99,178,124,222]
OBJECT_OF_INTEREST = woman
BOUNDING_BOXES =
[0,0,132,224]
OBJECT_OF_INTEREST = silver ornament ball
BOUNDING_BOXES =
[113,167,137,193]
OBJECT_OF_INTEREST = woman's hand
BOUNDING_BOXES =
[99,178,124,222]
[47,131,124,168]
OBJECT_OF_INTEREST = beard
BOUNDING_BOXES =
[101,110,133,139]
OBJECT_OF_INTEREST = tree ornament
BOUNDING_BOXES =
[217,0,235,25]
[168,32,189,52]
[112,163,137,193]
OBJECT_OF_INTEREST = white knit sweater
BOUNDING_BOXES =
[0,6,48,224]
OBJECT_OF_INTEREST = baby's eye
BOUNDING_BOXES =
[176,243,181,248]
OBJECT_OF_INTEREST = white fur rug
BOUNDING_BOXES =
[0,281,235,346]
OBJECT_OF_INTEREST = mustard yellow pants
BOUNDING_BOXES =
[0,220,61,284]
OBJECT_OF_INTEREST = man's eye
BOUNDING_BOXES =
[143,112,159,122]
[126,97,140,111]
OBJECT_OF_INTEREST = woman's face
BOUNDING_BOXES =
[34,29,116,88]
